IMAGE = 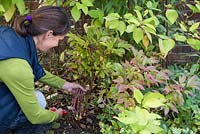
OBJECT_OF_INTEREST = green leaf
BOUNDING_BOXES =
[135,107,149,126]
[190,64,199,75]
[71,6,81,22]
[143,16,155,24]
[142,92,166,108]
[179,22,187,31]
[76,2,88,14]
[157,34,169,39]
[143,9,149,17]
[146,1,153,8]
[67,32,86,45]
[124,13,133,19]
[128,17,140,26]
[69,1,76,6]
[117,43,131,50]
[187,38,200,50]
[117,21,126,35]
[100,41,113,49]
[104,13,120,21]
[113,63,123,73]
[81,4,88,14]
[144,23,156,32]
[76,2,82,10]
[126,24,136,33]
[187,4,199,13]
[3,4,15,22]
[189,22,200,32]
[130,123,144,132]
[56,0,63,6]
[0,0,12,11]
[153,16,160,26]
[88,9,98,18]
[166,9,178,24]
[135,10,142,21]
[0,4,5,12]
[142,26,156,34]
[114,110,138,124]
[174,34,186,42]
[81,0,93,7]
[145,121,163,133]
[108,19,119,29]
[196,3,200,11]
[159,39,175,58]
[133,28,144,44]
[112,48,125,57]
[134,90,143,104]
[12,0,26,15]
[88,9,104,19]
[145,31,152,43]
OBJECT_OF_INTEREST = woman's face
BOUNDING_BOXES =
[34,30,66,52]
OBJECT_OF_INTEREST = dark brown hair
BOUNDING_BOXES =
[13,6,70,36]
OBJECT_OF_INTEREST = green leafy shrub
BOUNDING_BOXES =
[97,48,188,133]
[163,65,200,133]
[64,24,132,84]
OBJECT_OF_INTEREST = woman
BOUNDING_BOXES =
[0,6,85,134]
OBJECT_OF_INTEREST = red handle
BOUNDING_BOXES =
[62,110,67,116]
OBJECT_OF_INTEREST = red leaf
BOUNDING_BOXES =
[146,73,158,85]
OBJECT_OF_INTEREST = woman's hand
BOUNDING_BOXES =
[62,82,86,94]
[49,107,67,117]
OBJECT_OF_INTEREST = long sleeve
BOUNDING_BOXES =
[0,58,59,124]
[39,70,66,89]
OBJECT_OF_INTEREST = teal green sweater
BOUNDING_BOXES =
[0,58,66,124]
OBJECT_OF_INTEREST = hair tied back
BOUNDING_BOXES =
[25,15,32,22]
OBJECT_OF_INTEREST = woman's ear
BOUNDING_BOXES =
[45,30,54,38]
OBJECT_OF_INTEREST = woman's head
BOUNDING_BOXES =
[13,6,70,52]
[13,6,70,36]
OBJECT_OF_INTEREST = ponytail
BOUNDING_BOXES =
[13,16,31,36]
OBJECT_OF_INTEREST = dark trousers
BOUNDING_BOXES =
[0,89,50,134]
[0,111,51,134]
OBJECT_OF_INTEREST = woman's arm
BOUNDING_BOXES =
[39,70,86,93]
[0,58,59,124]
[39,70,66,89]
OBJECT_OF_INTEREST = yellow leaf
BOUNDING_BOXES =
[60,52,65,62]
[142,35,149,49]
